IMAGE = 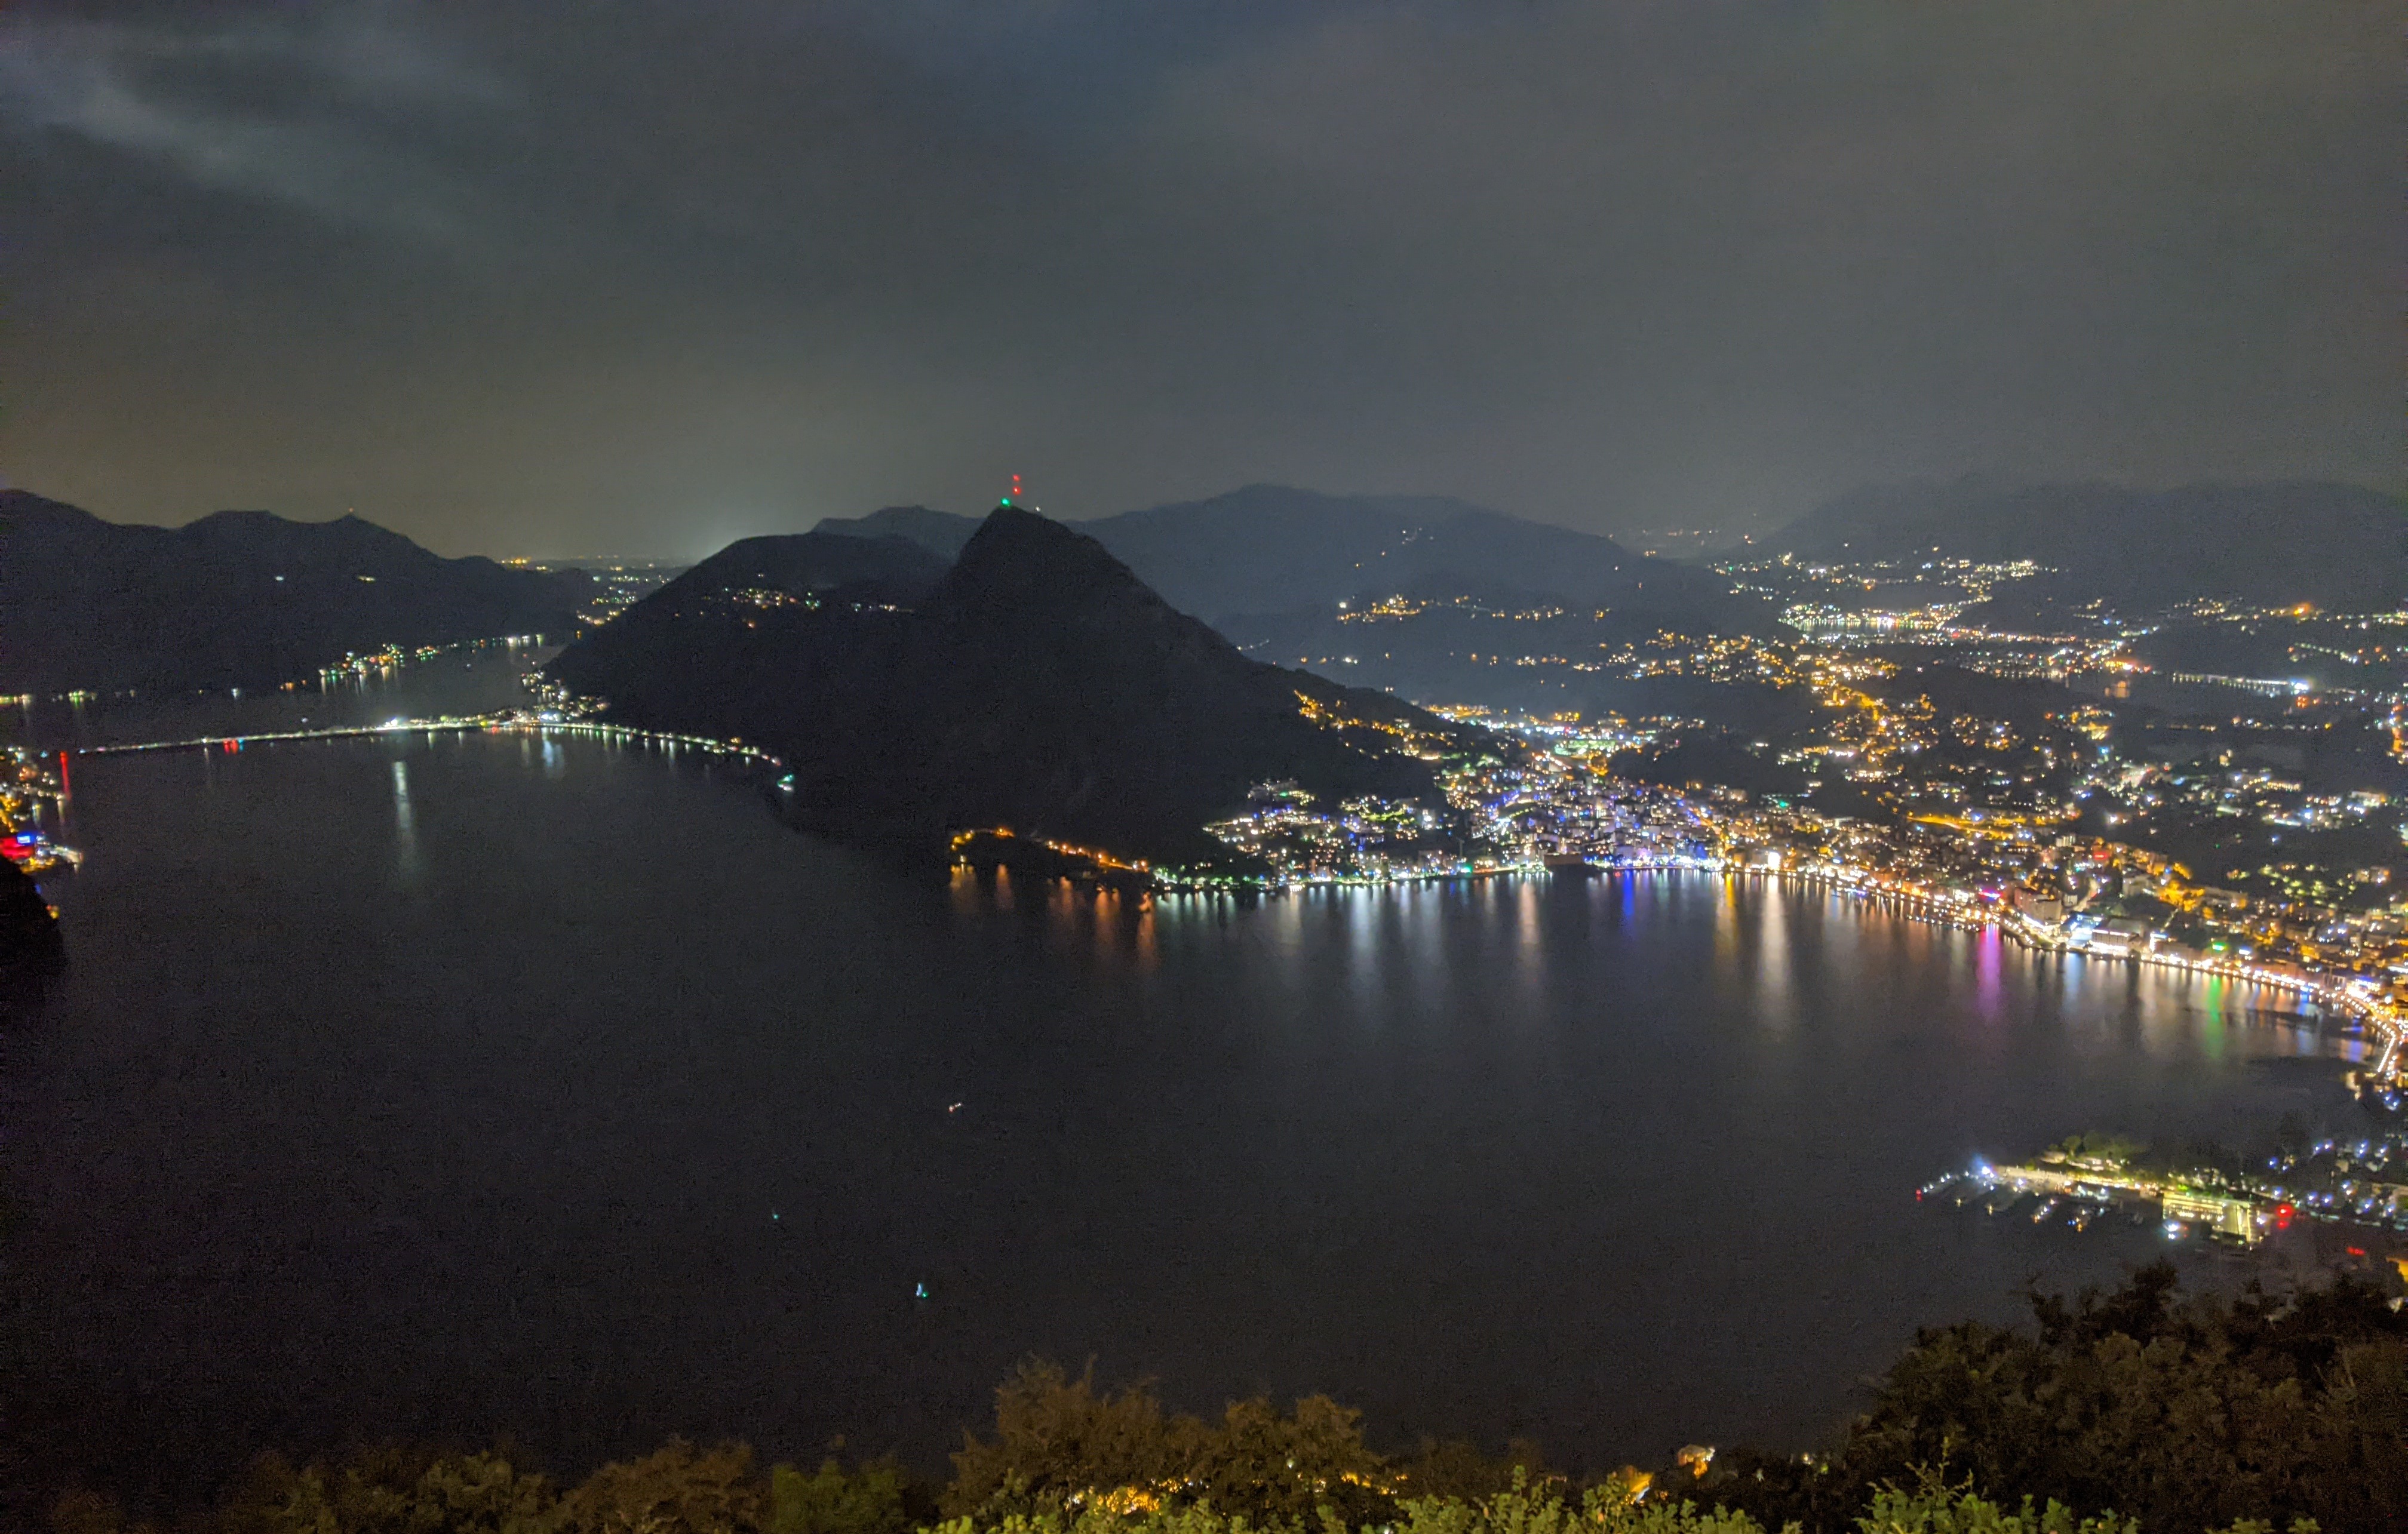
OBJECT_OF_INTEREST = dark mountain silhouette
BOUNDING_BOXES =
[1770,479,2408,615]
[0,490,592,694]
[526,530,947,722]
[815,485,1769,635]
[659,528,951,606]
[811,504,984,559]
[1083,485,1759,630]
[0,856,64,979]
[548,507,1478,866]
[1212,574,1818,726]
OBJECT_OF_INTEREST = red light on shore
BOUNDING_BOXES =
[2275,1203,2295,1229]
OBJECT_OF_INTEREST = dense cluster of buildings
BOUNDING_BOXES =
[1716,552,2046,637]
[1197,700,2408,1097]
[0,745,76,876]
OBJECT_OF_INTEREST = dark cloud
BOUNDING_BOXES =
[1,1,2394,557]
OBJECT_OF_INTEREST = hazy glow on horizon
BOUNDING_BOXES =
[0,1,2394,558]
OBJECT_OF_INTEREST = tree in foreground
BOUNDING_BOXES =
[36,1267,2406,1534]
[1694,1265,2407,1533]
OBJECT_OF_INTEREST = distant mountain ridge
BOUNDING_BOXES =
[811,505,984,559]
[0,491,592,694]
[549,506,1478,866]
[818,485,1765,634]
[1770,479,2407,614]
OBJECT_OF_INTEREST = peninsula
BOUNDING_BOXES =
[543,505,1481,868]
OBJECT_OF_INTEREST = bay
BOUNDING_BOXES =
[0,656,2354,1489]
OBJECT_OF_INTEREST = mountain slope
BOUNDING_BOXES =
[536,529,948,739]
[653,528,950,607]
[549,506,1476,865]
[815,484,1768,634]
[1087,485,1756,628]
[0,491,592,693]
[809,505,984,558]
[1771,479,2407,613]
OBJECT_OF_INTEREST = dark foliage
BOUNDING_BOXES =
[43,1440,920,1534]
[0,856,65,977]
[1693,1263,2408,1534]
[942,1360,1531,1527]
[30,1274,2406,1532]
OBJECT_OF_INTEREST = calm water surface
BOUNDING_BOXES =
[0,658,2358,1484]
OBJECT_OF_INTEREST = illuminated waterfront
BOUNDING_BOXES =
[0,664,2369,1488]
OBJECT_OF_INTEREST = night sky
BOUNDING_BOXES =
[1,1,2395,558]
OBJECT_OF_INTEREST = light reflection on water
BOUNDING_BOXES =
[3,645,555,755]
[391,759,419,881]
[2,713,2372,1493]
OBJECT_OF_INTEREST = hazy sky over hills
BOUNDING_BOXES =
[1,1,2395,558]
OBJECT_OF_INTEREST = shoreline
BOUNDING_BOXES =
[56,708,2406,1087]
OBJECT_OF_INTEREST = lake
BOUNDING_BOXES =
[0,654,2359,1494]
